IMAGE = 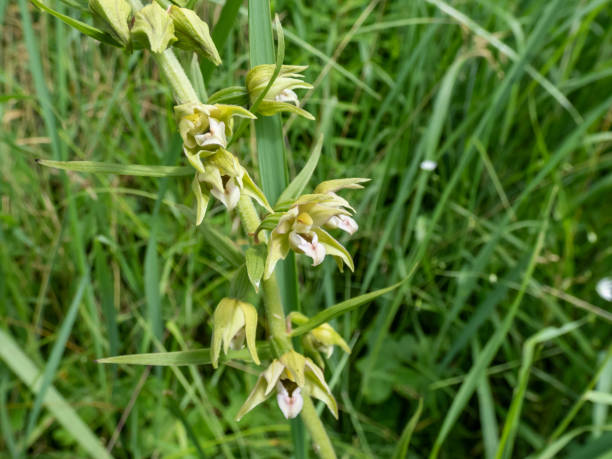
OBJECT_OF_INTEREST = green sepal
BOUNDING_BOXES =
[257,100,315,120]
[131,2,177,54]
[168,6,221,65]
[207,86,249,106]
[88,0,132,47]
[314,178,371,194]
[313,227,354,272]
[192,174,210,225]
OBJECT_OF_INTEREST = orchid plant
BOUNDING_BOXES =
[33,1,399,457]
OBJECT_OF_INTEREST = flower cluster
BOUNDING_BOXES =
[175,103,270,224]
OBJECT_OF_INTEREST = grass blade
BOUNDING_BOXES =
[0,329,112,459]
[495,320,587,459]
[429,187,557,458]
[392,398,423,459]
[23,276,88,446]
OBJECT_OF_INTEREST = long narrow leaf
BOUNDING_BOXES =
[98,343,272,366]
[290,280,405,337]
[37,159,192,177]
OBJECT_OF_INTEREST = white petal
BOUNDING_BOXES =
[326,215,358,235]
[210,178,241,211]
[289,232,326,266]
[274,89,299,104]
[420,160,437,171]
[596,277,612,302]
[276,384,303,419]
[195,118,227,149]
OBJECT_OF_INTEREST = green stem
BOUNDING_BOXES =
[156,50,199,105]
[300,397,337,459]
[262,275,292,355]
[128,0,198,105]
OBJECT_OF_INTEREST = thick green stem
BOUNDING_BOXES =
[156,50,199,105]
[262,275,292,355]
[301,397,337,459]
[128,0,198,105]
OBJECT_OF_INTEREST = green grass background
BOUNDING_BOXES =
[1,0,612,457]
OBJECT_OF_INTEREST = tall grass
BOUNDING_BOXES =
[1,0,612,457]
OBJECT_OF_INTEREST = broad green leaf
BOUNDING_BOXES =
[37,159,192,176]
[98,343,271,366]
[290,280,406,337]
[275,135,323,209]
[31,0,122,47]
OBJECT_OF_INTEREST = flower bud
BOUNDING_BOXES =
[89,0,132,47]
[131,2,177,54]
[211,298,260,368]
[168,6,221,65]
[246,65,314,120]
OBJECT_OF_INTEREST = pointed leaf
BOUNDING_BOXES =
[98,344,271,366]
[275,134,323,209]
[290,279,406,337]
[37,159,192,176]
[31,0,122,47]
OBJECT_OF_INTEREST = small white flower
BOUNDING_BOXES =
[276,383,303,419]
[195,117,227,149]
[289,231,326,266]
[596,277,612,302]
[420,160,437,171]
[326,215,358,235]
[274,88,299,104]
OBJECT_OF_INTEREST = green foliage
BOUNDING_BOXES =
[2,0,612,457]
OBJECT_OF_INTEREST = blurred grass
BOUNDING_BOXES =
[1,0,612,457]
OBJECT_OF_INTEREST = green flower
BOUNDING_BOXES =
[246,65,314,120]
[235,351,337,421]
[211,298,260,369]
[191,149,270,225]
[289,312,350,368]
[260,178,369,279]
